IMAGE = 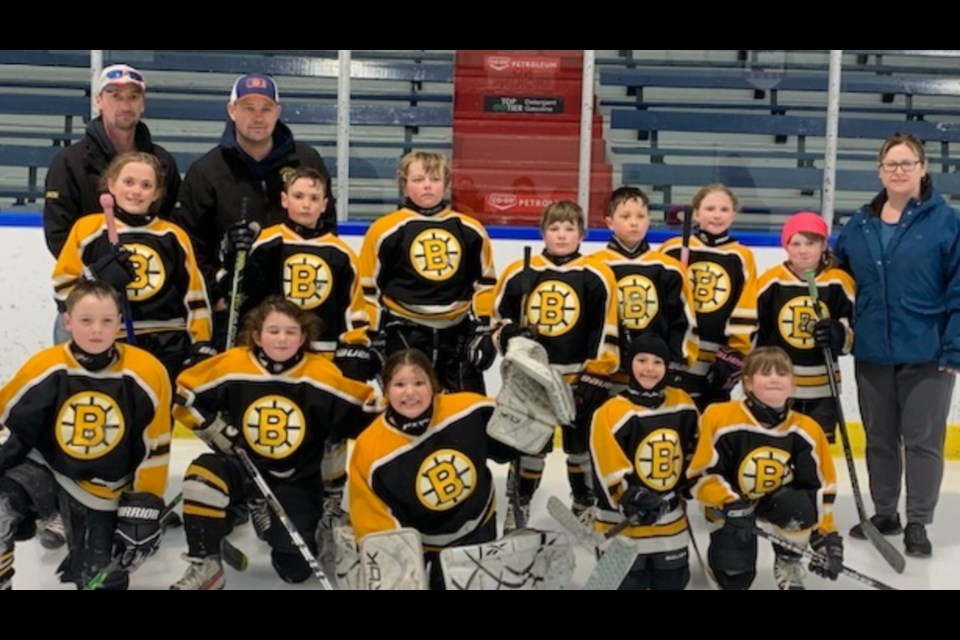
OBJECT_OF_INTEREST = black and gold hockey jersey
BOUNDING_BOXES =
[359,207,496,330]
[52,213,212,342]
[590,388,699,554]
[174,348,377,481]
[592,242,698,377]
[241,223,370,353]
[687,400,837,533]
[493,253,620,379]
[755,264,855,399]
[662,234,757,376]
[350,393,515,550]
[0,343,171,510]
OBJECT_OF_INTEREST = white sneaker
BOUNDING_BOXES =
[503,502,530,534]
[773,555,806,591]
[37,513,66,550]
[169,555,225,590]
[249,499,271,541]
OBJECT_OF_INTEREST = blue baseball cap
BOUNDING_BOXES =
[230,73,279,104]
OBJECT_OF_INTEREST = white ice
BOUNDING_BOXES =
[11,438,959,590]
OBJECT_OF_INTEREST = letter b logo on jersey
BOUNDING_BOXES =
[125,243,166,302]
[528,280,580,337]
[416,449,477,511]
[618,274,659,331]
[738,446,794,499]
[284,253,332,310]
[688,262,731,314]
[56,392,126,460]
[778,296,830,350]
[635,429,682,491]
[410,229,461,282]
[242,396,306,459]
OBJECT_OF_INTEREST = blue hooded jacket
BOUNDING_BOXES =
[834,185,960,369]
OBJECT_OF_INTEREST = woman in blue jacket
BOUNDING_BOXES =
[835,132,960,558]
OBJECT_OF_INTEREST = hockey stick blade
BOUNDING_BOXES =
[220,538,249,572]
[860,520,906,574]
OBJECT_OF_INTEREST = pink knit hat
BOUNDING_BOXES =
[781,212,829,248]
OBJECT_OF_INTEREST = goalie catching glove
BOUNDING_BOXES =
[114,492,165,570]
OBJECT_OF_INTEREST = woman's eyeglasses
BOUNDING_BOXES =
[880,160,922,173]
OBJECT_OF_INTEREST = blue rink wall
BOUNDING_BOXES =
[1,213,958,457]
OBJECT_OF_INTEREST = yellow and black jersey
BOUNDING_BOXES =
[350,393,515,551]
[662,235,757,376]
[687,400,837,533]
[755,264,855,399]
[493,253,619,379]
[241,223,370,353]
[359,207,496,330]
[0,343,171,511]
[52,213,212,343]
[174,348,377,481]
[592,243,698,376]
[590,388,699,553]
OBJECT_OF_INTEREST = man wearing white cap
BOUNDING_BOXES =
[43,64,181,258]
[174,73,332,349]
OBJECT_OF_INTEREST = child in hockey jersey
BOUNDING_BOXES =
[591,187,697,389]
[171,297,376,590]
[359,151,498,393]
[687,347,843,590]
[52,151,213,385]
[590,335,699,590]
[0,281,172,590]
[755,212,854,442]
[349,348,523,590]
[242,167,374,381]
[661,184,757,411]
[492,200,620,528]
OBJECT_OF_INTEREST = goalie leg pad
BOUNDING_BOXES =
[333,525,362,590]
[440,529,575,590]
[359,528,427,590]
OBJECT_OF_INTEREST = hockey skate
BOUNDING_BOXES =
[773,554,806,591]
[503,502,530,535]
[37,512,66,550]
[170,555,225,590]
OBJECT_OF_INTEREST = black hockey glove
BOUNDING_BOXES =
[706,346,745,392]
[225,219,258,254]
[812,318,846,354]
[573,373,611,429]
[181,341,218,370]
[334,344,380,382]
[464,322,497,371]
[84,245,136,292]
[114,492,165,570]
[619,485,668,526]
[197,417,242,456]
[721,497,756,544]
[495,321,536,355]
[809,531,844,580]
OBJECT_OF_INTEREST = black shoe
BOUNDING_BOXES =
[849,514,902,539]
[904,523,932,558]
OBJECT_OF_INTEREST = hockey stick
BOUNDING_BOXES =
[506,246,534,531]
[681,501,719,589]
[751,524,896,591]
[679,205,693,268]
[234,447,334,589]
[803,270,906,574]
[100,193,136,346]
[83,493,184,590]
[547,495,641,590]
[225,199,253,350]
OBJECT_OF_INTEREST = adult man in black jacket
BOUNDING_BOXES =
[43,64,180,258]
[173,73,332,347]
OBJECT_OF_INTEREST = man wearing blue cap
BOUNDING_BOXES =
[174,73,332,350]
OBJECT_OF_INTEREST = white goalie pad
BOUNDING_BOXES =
[333,525,361,590]
[488,337,575,454]
[358,528,428,590]
[440,529,575,590]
